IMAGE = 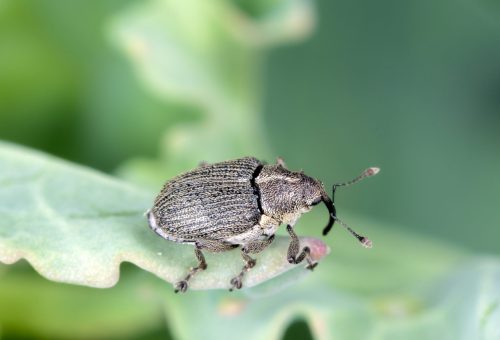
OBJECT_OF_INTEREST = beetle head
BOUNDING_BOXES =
[298,175,325,210]
[257,164,378,248]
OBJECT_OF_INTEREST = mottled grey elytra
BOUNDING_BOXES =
[147,157,379,292]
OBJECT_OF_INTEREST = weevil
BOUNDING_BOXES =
[147,157,379,292]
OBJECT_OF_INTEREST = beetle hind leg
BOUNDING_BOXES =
[174,246,207,293]
[175,241,237,293]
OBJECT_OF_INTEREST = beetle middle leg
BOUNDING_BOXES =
[229,251,256,291]
[286,225,317,270]
[229,236,275,291]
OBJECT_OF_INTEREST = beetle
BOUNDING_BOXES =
[146,157,379,293]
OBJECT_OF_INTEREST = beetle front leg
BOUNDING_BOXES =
[286,225,317,270]
[174,246,207,293]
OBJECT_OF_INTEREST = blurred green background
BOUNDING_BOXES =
[1,0,499,339]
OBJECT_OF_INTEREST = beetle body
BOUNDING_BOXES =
[147,157,378,292]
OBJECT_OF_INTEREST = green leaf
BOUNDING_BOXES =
[0,141,328,290]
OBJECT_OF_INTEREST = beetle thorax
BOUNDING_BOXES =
[255,164,324,224]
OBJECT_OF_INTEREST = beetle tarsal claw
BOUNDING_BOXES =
[174,280,188,293]
[229,277,243,291]
[306,262,318,271]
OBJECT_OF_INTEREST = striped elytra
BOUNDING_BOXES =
[150,157,263,242]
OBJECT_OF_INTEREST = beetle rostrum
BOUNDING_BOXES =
[147,157,379,293]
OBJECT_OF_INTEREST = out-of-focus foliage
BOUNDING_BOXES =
[109,0,314,185]
[1,0,500,339]
[265,0,500,254]
[0,263,168,339]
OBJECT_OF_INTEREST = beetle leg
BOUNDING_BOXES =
[229,250,257,291]
[228,235,275,291]
[286,225,317,270]
[242,235,275,254]
[174,246,207,293]
[175,241,236,293]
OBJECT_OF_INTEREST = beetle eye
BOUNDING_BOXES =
[311,197,322,206]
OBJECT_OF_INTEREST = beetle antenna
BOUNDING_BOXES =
[331,215,372,248]
[333,167,380,190]
[321,195,336,236]
[321,167,379,238]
